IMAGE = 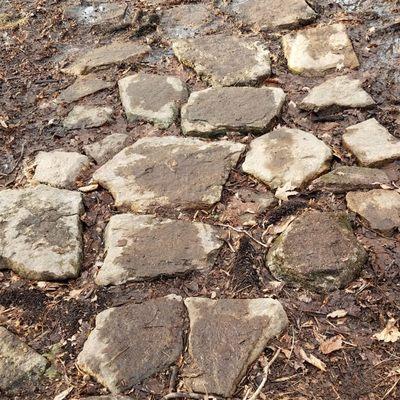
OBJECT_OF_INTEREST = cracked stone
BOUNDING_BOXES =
[64,105,113,130]
[84,133,129,165]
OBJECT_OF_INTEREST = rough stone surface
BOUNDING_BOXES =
[93,136,245,211]
[0,185,83,280]
[84,133,129,165]
[172,33,271,86]
[266,210,367,292]
[181,86,286,136]
[242,127,332,190]
[346,189,400,234]
[343,118,400,166]
[183,297,288,397]
[118,73,188,128]
[64,105,113,130]
[77,296,185,393]
[282,23,359,76]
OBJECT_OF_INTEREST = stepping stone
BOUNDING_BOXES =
[77,296,185,393]
[282,23,359,76]
[300,75,375,111]
[0,327,48,393]
[343,118,400,166]
[266,210,367,292]
[346,189,400,234]
[183,297,288,397]
[242,127,332,190]
[118,73,188,128]
[181,86,286,137]
[33,150,91,188]
[64,105,113,130]
[93,136,245,211]
[172,33,271,86]
[0,185,83,280]
[84,133,129,165]
[96,214,223,286]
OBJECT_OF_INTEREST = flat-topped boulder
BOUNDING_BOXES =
[84,133,129,165]
[64,105,113,130]
[181,86,285,136]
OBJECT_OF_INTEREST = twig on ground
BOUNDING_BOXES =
[383,377,400,399]
[216,223,270,249]
[162,392,206,400]
[169,365,179,393]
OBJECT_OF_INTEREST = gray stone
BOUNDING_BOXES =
[93,136,245,211]
[172,33,271,86]
[84,133,129,165]
[282,23,359,76]
[181,86,286,137]
[64,105,113,130]
[118,73,188,128]
[77,296,185,393]
[266,210,367,292]
[0,185,83,280]
[183,297,288,397]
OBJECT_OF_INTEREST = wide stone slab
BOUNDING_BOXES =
[0,185,83,280]
[242,127,332,190]
[183,297,288,397]
[282,23,359,76]
[266,210,367,292]
[64,105,113,130]
[172,33,271,86]
[96,214,223,286]
[77,296,185,393]
[93,136,245,211]
[84,133,129,165]
[181,86,286,136]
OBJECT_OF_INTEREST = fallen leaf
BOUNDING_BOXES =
[327,309,348,319]
[275,183,298,201]
[373,319,400,343]
[265,215,295,235]
[78,183,98,193]
[320,336,343,355]
[300,348,327,372]
[54,386,73,400]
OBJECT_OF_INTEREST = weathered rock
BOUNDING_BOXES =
[181,86,286,136]
[346,189,400,234]
[343,118,400,166]
[0,185,83,280]
[172,33,271,86]
[84,133,129,165]
[266,210,367,292]
[64,105,113,130]
[93,136,245,211]
[183,297,288,397]
[282,23,359,76]
[77,296,185,393]
[96,214,223,286]
[242,128,332,190]
[300,75,375,111]
[118,73,188,128]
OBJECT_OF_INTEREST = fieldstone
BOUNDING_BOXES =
[282,23,359,76]
[93,136,245,211]
[181,86,286,136]
[343,118,400,166]
[242,128,332,190]
[118,73,188,128]
[84,133,129,165]
[346,189,400,234]
[266,210,367,292]
[64,105,113,130]
[0,185,83,280]
[77,296,185,393]
[183,297,288,397]
[172,33,271,86]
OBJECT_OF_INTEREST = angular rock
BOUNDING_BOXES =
[282,23,359,76]
[64,105,113,130]
[172,33,271,86]
[242,128,332,190]
[77,296,185,393]
[181,86,286,136]
[93,136,245,211]
[0,185,83,280]
[343,118,400,166]
[266,210,367,292]
[84,133,129,165]
[183,297,288,397]
[96,214,223,286]
[118,73,188,128]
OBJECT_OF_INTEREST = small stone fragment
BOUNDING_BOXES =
[84,133,129,165]
[64,105,113,130]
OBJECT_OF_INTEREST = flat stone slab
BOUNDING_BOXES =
[282,23,359,76]
[84,133,129,165]
[96,214,223,286]
[343,118,400,166]
[300,75,375,111]
[77,296,185,393]
[266,210,367,292]
[172,33,271,86]
[183,297,288,397]
[93,136,245,211]
[118,73,188,128]
[346,189,400,234]
[242,127,332,190]
[0,185,83,280]
[181,86,286,136]
[64,105,113,130]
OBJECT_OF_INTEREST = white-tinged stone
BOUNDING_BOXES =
[64,105,113,130]
[84,133,129,165]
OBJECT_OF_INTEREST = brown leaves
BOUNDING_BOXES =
[319,336,343,355]
[299,348,327,372]
[373,319,400,343]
